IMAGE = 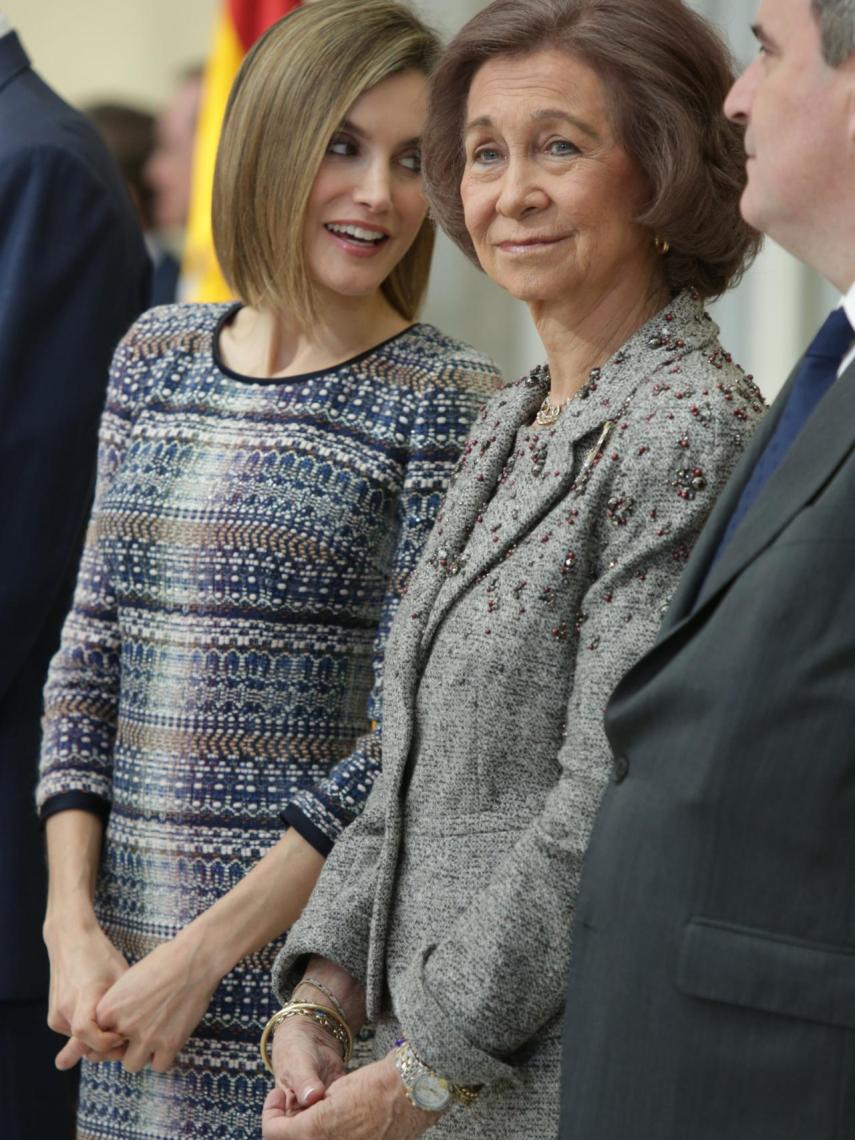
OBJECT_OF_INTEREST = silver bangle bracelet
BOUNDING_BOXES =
[293,976,348,1025]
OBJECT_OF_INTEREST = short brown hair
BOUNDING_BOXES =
[212,0,441,326]
[424,0,760,300]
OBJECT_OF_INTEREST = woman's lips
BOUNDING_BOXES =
[324,222,391,258]
[496,235,570,254]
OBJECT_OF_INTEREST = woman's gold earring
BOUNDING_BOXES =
[654,236,671,256]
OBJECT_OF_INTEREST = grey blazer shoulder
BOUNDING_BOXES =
[274,291,766,1096]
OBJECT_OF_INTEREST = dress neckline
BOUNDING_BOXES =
[211,302,424,386]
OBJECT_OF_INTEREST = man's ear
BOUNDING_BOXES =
[839,55,855,145]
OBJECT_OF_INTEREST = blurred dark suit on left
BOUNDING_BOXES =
[150,245,181,305]
[0,26,150,1137]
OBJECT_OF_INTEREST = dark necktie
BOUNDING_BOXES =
[713,306,854,561]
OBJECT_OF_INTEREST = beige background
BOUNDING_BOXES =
[3,0,838,394]
[4,0,219,109]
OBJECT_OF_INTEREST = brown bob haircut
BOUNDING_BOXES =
[423,0,761,301]
[213,0,441,326]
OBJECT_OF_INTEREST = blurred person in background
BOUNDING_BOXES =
[85,103,155,229]
[86,102,182,305]
[0,14,149,1140]
[37,2,499,1138]
[143,64,203,296]
[261,1,766,1137]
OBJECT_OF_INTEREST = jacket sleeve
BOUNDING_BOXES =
[36,310,165,813]
[388,405,759,1089]
[282,357,500,854]
[0,143,146,707]
[272,766,391,997]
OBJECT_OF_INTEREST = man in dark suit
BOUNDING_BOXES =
[560,3,855,1137]
[0,18,149,1136]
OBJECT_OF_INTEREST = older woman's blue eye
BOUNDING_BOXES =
[549,139,578,156]
[474,147,501,164]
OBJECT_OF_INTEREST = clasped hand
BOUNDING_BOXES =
[263,1016,439,1139]
[46,925,219,1072]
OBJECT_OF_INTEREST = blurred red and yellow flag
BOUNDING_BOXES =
[183,0,303,301]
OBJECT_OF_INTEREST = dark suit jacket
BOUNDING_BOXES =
[560,347,855,1139]
[150,246,180,306]
[0,31,149,1001]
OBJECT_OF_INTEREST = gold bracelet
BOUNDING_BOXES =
[293,976,348,1025]
[259,1001,353,1074]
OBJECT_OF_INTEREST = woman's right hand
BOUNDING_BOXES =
[271,1012,349,1113]
[44,914,129,1069]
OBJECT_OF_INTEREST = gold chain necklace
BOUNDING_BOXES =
[534,393,564,427]
[534,361,605,427]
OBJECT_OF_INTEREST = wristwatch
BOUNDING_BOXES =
[394,1039,479,1112]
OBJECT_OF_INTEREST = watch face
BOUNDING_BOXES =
[413,1073,451,1112]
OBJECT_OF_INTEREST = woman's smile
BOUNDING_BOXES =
[323,220,392,258]
[304,68,428,299]
[460,49,655,311]
[495,233,573,255]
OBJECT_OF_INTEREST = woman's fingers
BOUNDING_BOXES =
[46,970,71,1037]
[93,936,216,1073]
[85,1044,128,1063]
[283,1087,302,1117]
[70,996,126,1054]
[271,1018,345,1106]
[120,1039,156,1074]
[44,920,130,1063]
[55,1036,89,1071]
[262,1087,303,1137]
[286,1053,326,1108]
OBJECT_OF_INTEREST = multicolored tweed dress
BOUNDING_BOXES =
[36,302,499,1140]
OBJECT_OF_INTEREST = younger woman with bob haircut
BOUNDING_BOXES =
[263,1,765,1138]
[37,1,499,1137]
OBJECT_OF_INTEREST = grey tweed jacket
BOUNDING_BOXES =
[272,292,766,1137]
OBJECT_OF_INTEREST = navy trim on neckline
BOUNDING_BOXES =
[212,302,424,385]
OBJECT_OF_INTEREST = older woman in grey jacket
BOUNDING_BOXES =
[261,1,765,1137]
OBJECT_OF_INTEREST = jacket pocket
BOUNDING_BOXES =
[677,917,855,1029]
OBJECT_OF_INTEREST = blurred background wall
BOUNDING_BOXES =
[2,0,219,107]
[4,0,838,397]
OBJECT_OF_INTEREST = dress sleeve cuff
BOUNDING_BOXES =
[39,791,110,825]
[281,802,334,857]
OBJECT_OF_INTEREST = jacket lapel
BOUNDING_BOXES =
[614,357,855,708]
[377,377,544,743]
[695,355,855,606]
[416,376,545,651]
[659,365,796,631]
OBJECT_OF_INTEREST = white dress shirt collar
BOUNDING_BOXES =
[838,282,855,378]
[0,14,12,38]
